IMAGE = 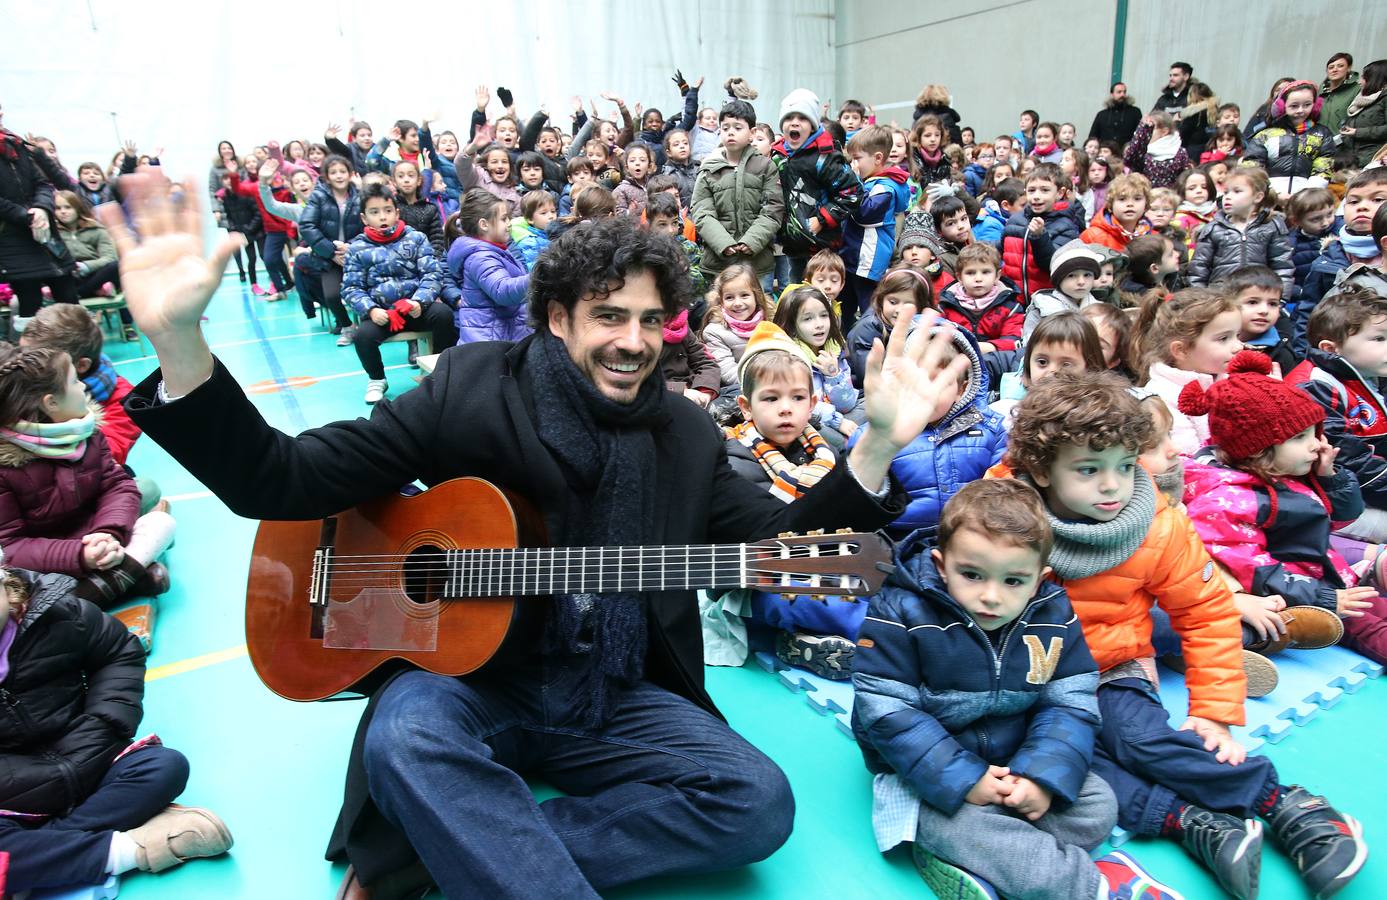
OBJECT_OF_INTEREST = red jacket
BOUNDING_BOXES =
[227,172,297,236]
[937,283,1024,351]
[0,430,141,577]
[99,376,142,466]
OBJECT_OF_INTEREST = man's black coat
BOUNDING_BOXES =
[127,335,906,888]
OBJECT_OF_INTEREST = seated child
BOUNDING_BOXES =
[1179,351,1381,667]
[701,263,772,389]
[1284,187,1339,308]
[805,248,846,318]
[1138,288,1243,455]
[1081,302,1137,381]
[1289,287,1387,542]
[1135,392,1185,506]
[515,151,556,203]
[1005,372,1366,900]
[1188,167,1293,301]
[658,303,718,410]
[972,177,1023,246]
[343,182,456,404]
[0,561,232,895]
[721,323,856,676]
[937,243,1024,354]
[1174,168,1219,259]
[1222,265,1294,372]
[993,311,1108,423]
[926,193,977,276]
[846,267,932,390]
[646,192,707,315]
[448,187,531,347]
[1081,173,1152,252]
[773,285,860,448]
[1087,243,1128,306]
[880,324,1007,539]
[1119,233,1181,307]
[1147,187,1181,238]
[999,163,1084,302]
[853,480,1180,900]
[509,189,555,272]
[1022,240,1104,344]
[1296,169,1387,353]
[0,346,175,609]
[894,220,954,296]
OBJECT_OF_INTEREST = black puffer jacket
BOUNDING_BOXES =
[911,104,963,146]
[0,132,63,281]
[0,569,146,816]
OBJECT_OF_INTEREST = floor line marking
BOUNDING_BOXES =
[112,330,328,368]
[241,284,309,429]
[146,643,249,682]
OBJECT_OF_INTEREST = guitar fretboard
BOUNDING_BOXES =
[441,545,757,596]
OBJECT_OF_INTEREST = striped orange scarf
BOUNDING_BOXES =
[727,420,835,503]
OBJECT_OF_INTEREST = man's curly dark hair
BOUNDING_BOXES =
[527,216,693,329]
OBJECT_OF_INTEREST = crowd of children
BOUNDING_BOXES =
[4,52,1387,898]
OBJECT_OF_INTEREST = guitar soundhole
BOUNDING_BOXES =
[402,545,447,606]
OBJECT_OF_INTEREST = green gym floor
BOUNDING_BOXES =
[106,274,1386,899]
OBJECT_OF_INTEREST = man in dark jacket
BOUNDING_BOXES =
[1151,61,1194,116]
[110,176,965,899]
[1087,82,1142,145]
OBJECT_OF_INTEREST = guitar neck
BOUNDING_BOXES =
[441,545,760,597]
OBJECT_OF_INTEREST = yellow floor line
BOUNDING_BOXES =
[146,643,248,682]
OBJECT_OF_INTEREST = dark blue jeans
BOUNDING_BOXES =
[362,662,795,899]
[261,230,292,292]
[293,252,351,327]
[1090,679,1276,836]
[0,745,188,892]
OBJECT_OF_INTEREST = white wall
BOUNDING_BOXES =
[0,0,833,188]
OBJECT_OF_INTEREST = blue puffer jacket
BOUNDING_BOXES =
[448,236,531,345]
[963,163,987,197]
[1294,239,1350,356]
[880,328,1008,536]
[299,181,363,261]
[972,201,1009,246]
[340,227,442,317]
[1288,223,1335,304]
[852,535,1100,814]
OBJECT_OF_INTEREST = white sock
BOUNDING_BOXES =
[106,830,139,875]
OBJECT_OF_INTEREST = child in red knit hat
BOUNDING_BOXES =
[1180,350,1387,669]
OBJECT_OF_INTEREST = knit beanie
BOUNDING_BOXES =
[1048,240,1104,284]
[1177,350,1324,459]
[779,89,821,130]
[737,321,815,385]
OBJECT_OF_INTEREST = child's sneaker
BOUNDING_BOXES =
[336,325,357,347]
[911,842,999,900]
[127,804,233,873]
[1094,851,1185,899]
[1177,806,1262,900]
[776,631,855,680]
[122,324,139,342]
[1264,786,1366,898]
[1241,650,1279,698]
[364,379,388,404]
[250,284,266,296]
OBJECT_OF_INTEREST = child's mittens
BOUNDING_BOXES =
[387,299,414,332]
[497,87,513,109]
[671,69,689,94]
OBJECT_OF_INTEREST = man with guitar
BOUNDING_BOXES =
[102,172,970,899]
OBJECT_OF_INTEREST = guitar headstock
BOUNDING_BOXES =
[746,529,895,598]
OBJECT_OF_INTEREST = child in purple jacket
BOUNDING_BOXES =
[447,188,532,344]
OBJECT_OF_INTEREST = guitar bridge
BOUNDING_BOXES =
[308,518,338,640]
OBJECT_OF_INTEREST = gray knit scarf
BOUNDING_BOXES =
[525,329,666,727]
[1034,470,1157,581]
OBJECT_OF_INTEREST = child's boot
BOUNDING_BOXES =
[1163,651,1278,698]
[1249,606,1343,655]
[776,631,855,680]
[1094,851,1185,899]
[126,804,233,873]
[73,557,149,610]
[1264,786,1366,898]
[911,842,999,900]
[1176,805,1262,899]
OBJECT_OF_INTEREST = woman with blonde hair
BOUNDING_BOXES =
[912,84,962,145]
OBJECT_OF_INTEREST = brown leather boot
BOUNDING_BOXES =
[73,557,148,610]
[129,561,171,597]
[1249,606,1343,655]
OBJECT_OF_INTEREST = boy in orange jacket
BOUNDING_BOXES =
[1003,372,1366,900]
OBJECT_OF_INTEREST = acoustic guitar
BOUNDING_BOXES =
[245,477,895,701]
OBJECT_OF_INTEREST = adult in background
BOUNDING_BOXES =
[1320,51,1360,134]
[106,171,965,899]
[1151,61,1194,118]
[1342,59,1387,169]
[0,102,78,332]
[912,84,962,146]
[1088,82,1142,145]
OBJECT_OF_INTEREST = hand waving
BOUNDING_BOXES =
[96,172,243,348]
[475,85,490,112]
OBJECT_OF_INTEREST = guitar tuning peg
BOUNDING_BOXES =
[778,531,796,539]
[807,528,825,536]
[835,527,854,535]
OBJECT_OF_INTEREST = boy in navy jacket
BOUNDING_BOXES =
[853,480,1180,900]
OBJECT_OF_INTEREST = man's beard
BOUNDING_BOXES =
[1108,96,1131,108]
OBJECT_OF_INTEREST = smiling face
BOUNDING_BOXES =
[1326,56,1351,84]
[326,160,352,191]
[1270,426,1324,477]
[520,163,544,188]
[546,269,666,404]
[1034,125,1055,147]
[698,108,718,131]
[308,145,326,166]
[931,529,1048,631]
[1025,178,1058,213]
[889,131,908,165]
[437,133,460,158]
[1059,123,1075,146]
[1283,87,1317,125]
[495,119,518,148]
[536,131,559,158]
[354,126,374,150]
[1236,285,1281,338]
[719,274,760,321]
[79,166,103,189]
[1174,308,1243,375]
[1035,441,1138,523]
[484,149,511,183]
[290,171,314,196]
[737,367,814,447]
